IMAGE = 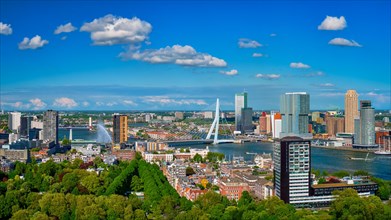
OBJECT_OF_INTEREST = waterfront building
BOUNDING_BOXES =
[43,110,59,145]
[240,107,253,134]
[259,112,267,134]
[326,117,345,137]
[353,100,376,148]
[271,112,282,139]
[235,92,248,132]
[274,136,311,204]
[311,112,321,122]
[280,92,311,139]
[266,114,271,134]
[113,114,128,144]
[344,90,359,133]
[8,112,21,132]
[20,116,33,137]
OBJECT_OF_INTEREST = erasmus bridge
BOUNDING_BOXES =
[163,98,236,146]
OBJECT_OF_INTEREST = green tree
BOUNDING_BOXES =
[186,167,195,176]
[193,153,203,163]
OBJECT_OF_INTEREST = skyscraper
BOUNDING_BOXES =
[354,100,375,147]
[240,107,253,134]
[326,117,345,137]
[20,116,33,137]
[344,90,359,133]
[113,114,128,144]
[274,136,311,204]
[235,92,248,131]
[8,112,21,132]
[259,112,267,134]
[280,92,311,138]
[43,110,59,144]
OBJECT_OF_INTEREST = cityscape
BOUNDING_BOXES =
[1,0,390,219]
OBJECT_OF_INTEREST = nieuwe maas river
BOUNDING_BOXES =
[59,129,391,180]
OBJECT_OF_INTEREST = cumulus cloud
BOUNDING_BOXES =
[120,44,227,67]
[220,69,238,76]
[252,53,264,57]
[328,38,362,47]
[29,98,47,110]
[255,74,280,80]
[143,96,207,106]
[290,62,311,69]
[18,35,49,50]
[318,16,347,30]
[123,100,137,106]
[80,14,152,45]
[238,38,262,48]
[82,101,90,107]
[0,22,12,35]
[53,97,78,108]
[54,22,77,34]
[270,33,277,37]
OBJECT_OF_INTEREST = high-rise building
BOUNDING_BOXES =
[43,110,59,144]
[274,136,311,204]
[8,112,21,132]
[235,92,248,131]
[344,90,359,134]
[271,112,282,139]
[266,114,271,134]
[326,117,345,137]
[259,112,267,134]
[240,107,253,134]
[113,114,128,144]
[280,92,311,138]
[20,116,33,137]
[354,101,375,147]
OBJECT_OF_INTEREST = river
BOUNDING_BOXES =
[59,129,391,180]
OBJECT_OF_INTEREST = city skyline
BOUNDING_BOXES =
[1,0,390,111]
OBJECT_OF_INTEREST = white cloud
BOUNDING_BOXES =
[18,35,48,50]
[318,92,345,97]
[82,101,90,107]
[238,38,262,48]
[143,96,207,106]
[80,14,152,45]
[328,38,362,47]
[0,22,12,35]
[61,36,67,40]
[365,92,390,104]
[120,44,227,67]
[318,16,347,30]
[319,83,335,87]
[29,98,47,110]
[220,69,238,76]
[123,100,137,106]
[54,22,77,34]
[290,62,311,69]
[255,74,280,80]
[106,102,118,106]
[252,53,264,57]
[53,97,78,108]
[270,33,277,37]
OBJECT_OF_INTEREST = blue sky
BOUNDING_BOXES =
[0,0,390,111]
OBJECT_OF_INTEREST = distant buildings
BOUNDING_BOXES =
[43,110,59,145]
[175,112,184,120]
[113,114,128,144]
[259,112,267,134]
[354,100,376,148]
[235,92,248,132]
[274,136,311,204]
[8,112,21,132]
[280,92,311,138]
[271,112,282,139]
[240,107,253,134]
[344,90,359,134]
[20,116,33,137]
[326,117,345,137]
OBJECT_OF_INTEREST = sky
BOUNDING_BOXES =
[0,0,390,111]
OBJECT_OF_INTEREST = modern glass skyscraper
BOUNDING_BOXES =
[43,110,59,144]
[344,90,359,133]
[280,92,311,138]
[235,92,248,131]
[354,100,375,146]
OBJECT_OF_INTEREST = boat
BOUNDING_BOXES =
[374,137,391,156]
[348,152,373,161]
